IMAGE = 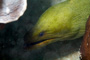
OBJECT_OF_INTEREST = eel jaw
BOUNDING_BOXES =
[24,38,55,50]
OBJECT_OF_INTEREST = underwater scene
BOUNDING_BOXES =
[0,0,90,60]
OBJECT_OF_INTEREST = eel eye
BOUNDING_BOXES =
[39,32,44,37]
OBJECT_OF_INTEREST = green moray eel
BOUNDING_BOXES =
[25,0,90,49]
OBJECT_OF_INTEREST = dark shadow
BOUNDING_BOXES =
[0,0,3,9]
[21,0,52,24]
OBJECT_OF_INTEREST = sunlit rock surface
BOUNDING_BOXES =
[44,51,80,60]
[0,0,81,60]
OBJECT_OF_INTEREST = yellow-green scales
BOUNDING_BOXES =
[26,0,90,49]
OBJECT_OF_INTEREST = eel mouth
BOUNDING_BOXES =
[24,38,55,50]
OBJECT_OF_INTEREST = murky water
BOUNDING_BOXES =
[0,0,81,60]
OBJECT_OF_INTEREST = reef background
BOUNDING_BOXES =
[0,0,82,60]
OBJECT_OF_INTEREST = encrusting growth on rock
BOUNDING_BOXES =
[80,16,90,60]
[0,0,27,24]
